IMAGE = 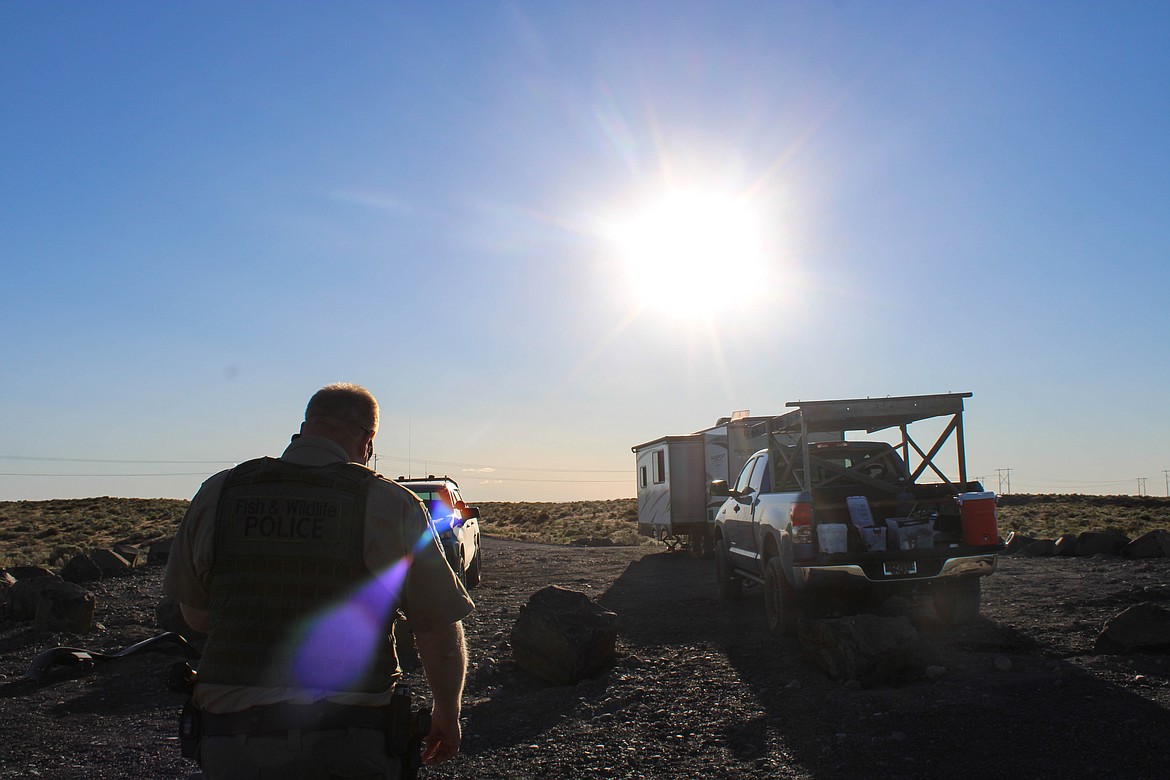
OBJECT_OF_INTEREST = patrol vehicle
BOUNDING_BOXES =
[398,475,482,588]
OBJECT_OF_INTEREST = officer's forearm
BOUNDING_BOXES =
[413,621,467,715]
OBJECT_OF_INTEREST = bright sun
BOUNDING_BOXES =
[605,188,768,319]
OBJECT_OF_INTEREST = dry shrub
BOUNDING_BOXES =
[5,494,1163,567]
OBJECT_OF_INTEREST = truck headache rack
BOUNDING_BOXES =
[758,393,973,493]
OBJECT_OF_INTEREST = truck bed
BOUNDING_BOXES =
[810,482,986,549]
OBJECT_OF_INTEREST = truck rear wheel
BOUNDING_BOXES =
[714,542,742,600]
[465,548,481,589]
[764,557,799,636]
[933,577,981,625]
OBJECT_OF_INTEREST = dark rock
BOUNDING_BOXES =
[798,614,918,684]
[1095,602,1170,654]
[34,580,95,633]
[1004,532,1037,553]
[0,578,11,623]
[112,543,144,567]
[90,549,133,577]
[1124,530,1170,559]
[1054,534,1079,557]
[510,585,618,685]
[1073,530,1129,557]
[571,537,615,547]
[147,537,174,565]
[1020,539,1057,557]
[7,565,55,581]
[10,575,65,621]
[61,554,104,584]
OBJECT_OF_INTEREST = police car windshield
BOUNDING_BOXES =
[409,488,453,517]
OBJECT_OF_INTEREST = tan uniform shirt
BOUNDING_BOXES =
[164,435,474,713]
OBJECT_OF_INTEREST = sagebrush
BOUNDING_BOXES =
[1,494,1167,568]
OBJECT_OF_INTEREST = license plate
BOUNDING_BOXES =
[883,560,917,576]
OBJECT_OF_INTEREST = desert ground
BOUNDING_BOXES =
[1,495,1169,779]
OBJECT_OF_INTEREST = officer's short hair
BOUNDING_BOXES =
[305,383,379,434]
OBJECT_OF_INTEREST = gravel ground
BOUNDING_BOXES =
[2,537,1170,779]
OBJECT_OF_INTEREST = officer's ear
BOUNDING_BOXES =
[365,439,374,466]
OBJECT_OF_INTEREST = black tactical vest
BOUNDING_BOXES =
[197,457,398,692]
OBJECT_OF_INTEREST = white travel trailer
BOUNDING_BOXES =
[632,412,775,555]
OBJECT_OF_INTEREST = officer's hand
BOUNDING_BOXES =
[421,707,461,765]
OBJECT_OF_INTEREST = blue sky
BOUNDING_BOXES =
[2,1,1168,502]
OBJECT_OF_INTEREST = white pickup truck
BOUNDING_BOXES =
[712,393,1002,635]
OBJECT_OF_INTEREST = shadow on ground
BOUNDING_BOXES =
[593,550,1170,780]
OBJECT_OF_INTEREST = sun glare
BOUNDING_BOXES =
[606,188,768,319]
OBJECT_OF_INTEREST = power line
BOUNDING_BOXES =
[0,471,629,484]
[453,477,630,484]
[0,455,233,465]
[0,471,220,478]
[0,453,629,474]
[373,454,627,474]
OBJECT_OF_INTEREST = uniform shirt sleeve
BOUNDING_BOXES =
[364,480,473,633]
[163,471,228,610]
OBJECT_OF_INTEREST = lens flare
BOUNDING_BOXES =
[284,522,451,691]
[286,555,411,690]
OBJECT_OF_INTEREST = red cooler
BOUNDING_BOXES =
[957,491,998,546]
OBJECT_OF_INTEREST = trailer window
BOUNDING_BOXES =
[639,466,648,489]
[652,451,665,484]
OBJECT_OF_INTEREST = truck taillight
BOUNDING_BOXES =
[790,501,812,526]
[790,501,813,544]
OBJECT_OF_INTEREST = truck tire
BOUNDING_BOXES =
[763,557,799,637]
[933,577,981,625]
[694,526,714,559]
[714,542,742,600]
[465,548,481,589]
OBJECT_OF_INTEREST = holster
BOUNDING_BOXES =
[386,686,412,757]
[386,686,431,780]
[179,698,202,761]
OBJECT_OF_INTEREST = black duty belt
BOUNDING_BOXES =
[200,701,387,737]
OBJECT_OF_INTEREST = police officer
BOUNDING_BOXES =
[164,383,473,779]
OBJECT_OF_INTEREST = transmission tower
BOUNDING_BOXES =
[1164,469,1169,497]
[1137,477,1147,497]
[996,468,1011,495]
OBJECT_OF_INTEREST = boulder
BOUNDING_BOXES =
[1054,533,1080,557]
[1073,530,1129,557]
[798,614,918,684]
[34,580,95,633]
[10,575,65,621]
[0,577,12,623]
[148,537,175,565]
[1095,602,1170,654]
[510,585,618,685]
[61,554,104,584]
[570,537,615,547]
[112,543,144,567]
[1124,530,1170,559]
[1004,532,1037,554]
[7,565,55,581]
[90,549,133,577]
[1020,539,1057,557]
